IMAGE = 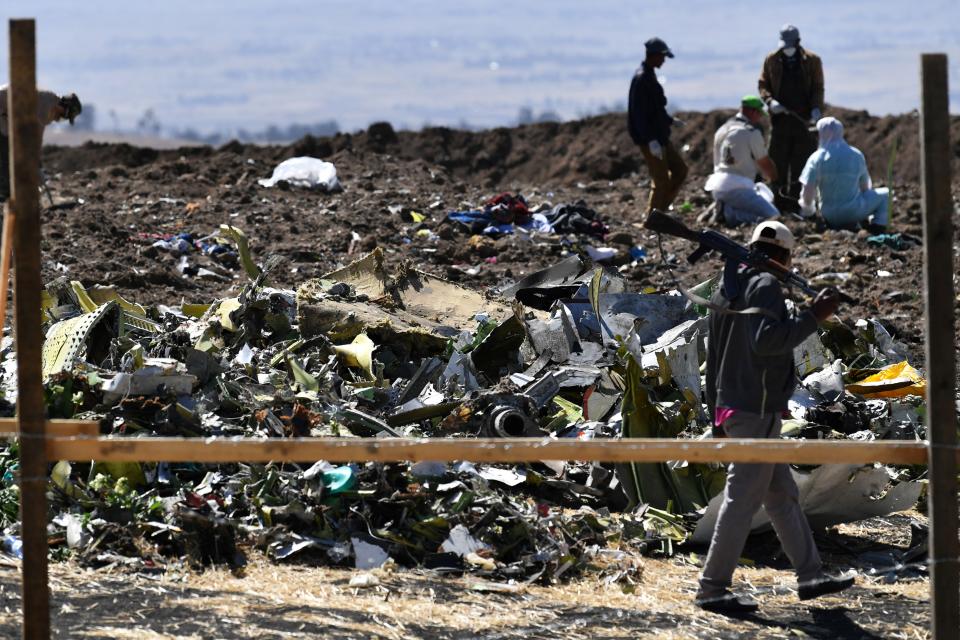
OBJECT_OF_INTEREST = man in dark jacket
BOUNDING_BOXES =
[695,220,854,613]
[628,37,688,213]
[758,25,824,212]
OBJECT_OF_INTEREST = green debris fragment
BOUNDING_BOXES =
[93,461,147,488]
[217,225,261,280]
[616,353,714,512]
[286,355,320,393]
[215,298,243,333]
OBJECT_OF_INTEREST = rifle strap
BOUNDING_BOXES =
[655,234,779,321]
[675,280,780,321]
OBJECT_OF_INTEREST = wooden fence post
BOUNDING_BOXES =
[920,52,959,640]
[8,18,50,640]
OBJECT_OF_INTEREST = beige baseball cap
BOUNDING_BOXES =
[750,220,795,251]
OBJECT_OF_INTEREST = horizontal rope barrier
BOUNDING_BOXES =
[32,435,956,465]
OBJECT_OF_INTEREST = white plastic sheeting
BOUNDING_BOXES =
[258,156,341,191]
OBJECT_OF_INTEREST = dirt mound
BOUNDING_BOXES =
[376,106,955,186]
[44,106,956,187]
[266,107,957,187]
[43,141,163,173]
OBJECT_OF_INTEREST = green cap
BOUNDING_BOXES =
[741,94,765,112]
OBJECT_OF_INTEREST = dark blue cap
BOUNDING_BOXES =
[779,24,800,48]
[645,37,674,58]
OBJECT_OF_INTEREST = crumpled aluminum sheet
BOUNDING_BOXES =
[691,463,923,544]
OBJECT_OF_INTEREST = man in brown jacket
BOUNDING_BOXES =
[0,86,81,201]
[758,25,824,213]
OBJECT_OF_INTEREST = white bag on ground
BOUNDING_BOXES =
[258,156,342,191]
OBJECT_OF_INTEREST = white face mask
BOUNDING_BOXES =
[782,46,797,57]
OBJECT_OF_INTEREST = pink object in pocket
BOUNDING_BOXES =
[714,406,737,427]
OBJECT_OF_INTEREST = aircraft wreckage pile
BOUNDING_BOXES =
[0,227,928,584]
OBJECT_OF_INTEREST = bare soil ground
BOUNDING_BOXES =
[36,107,960,362]
[0,512,931,639]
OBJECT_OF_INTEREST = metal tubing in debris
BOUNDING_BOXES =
[0,419,98,437]
[43,436,942,465]
[920,52,960,640]
[8,18,50,640]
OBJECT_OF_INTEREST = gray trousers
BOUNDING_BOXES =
[699,411,822,595]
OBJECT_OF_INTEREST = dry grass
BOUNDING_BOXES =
[0,511,933,638]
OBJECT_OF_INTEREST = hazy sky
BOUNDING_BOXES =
[2,1,959,135]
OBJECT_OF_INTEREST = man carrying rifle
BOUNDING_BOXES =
[695,220,854,613]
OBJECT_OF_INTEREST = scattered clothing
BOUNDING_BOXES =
[800,117,889,229]
[446,209,500,234]
[446,197,607,238]
[139,231,237,258]
[585,246,617,262]
[540,201,608,238]
[484,193,531,225]
[866,233,921,251]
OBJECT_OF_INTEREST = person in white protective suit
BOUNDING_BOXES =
[798,117,889,233]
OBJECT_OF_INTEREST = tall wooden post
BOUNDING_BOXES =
[920,53,959,640]
[8,19,50,640]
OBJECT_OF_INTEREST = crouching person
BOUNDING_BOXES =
[695,220,855,613]
[798,117,889,233]
[704,95,780,226]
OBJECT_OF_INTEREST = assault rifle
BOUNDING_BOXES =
[644,209,853,303]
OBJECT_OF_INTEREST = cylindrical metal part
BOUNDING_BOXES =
[490,406,529,438]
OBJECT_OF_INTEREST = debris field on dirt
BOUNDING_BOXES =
[0,107,954,606]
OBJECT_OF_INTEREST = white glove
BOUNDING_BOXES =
[672,117,686,128]
[648,140,663,159]
[810,108,822,123]
[768,99,786,115]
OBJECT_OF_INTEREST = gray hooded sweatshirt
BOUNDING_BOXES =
[705,267,819,416]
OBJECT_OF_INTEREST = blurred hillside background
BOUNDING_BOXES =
[2,0,959,145]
